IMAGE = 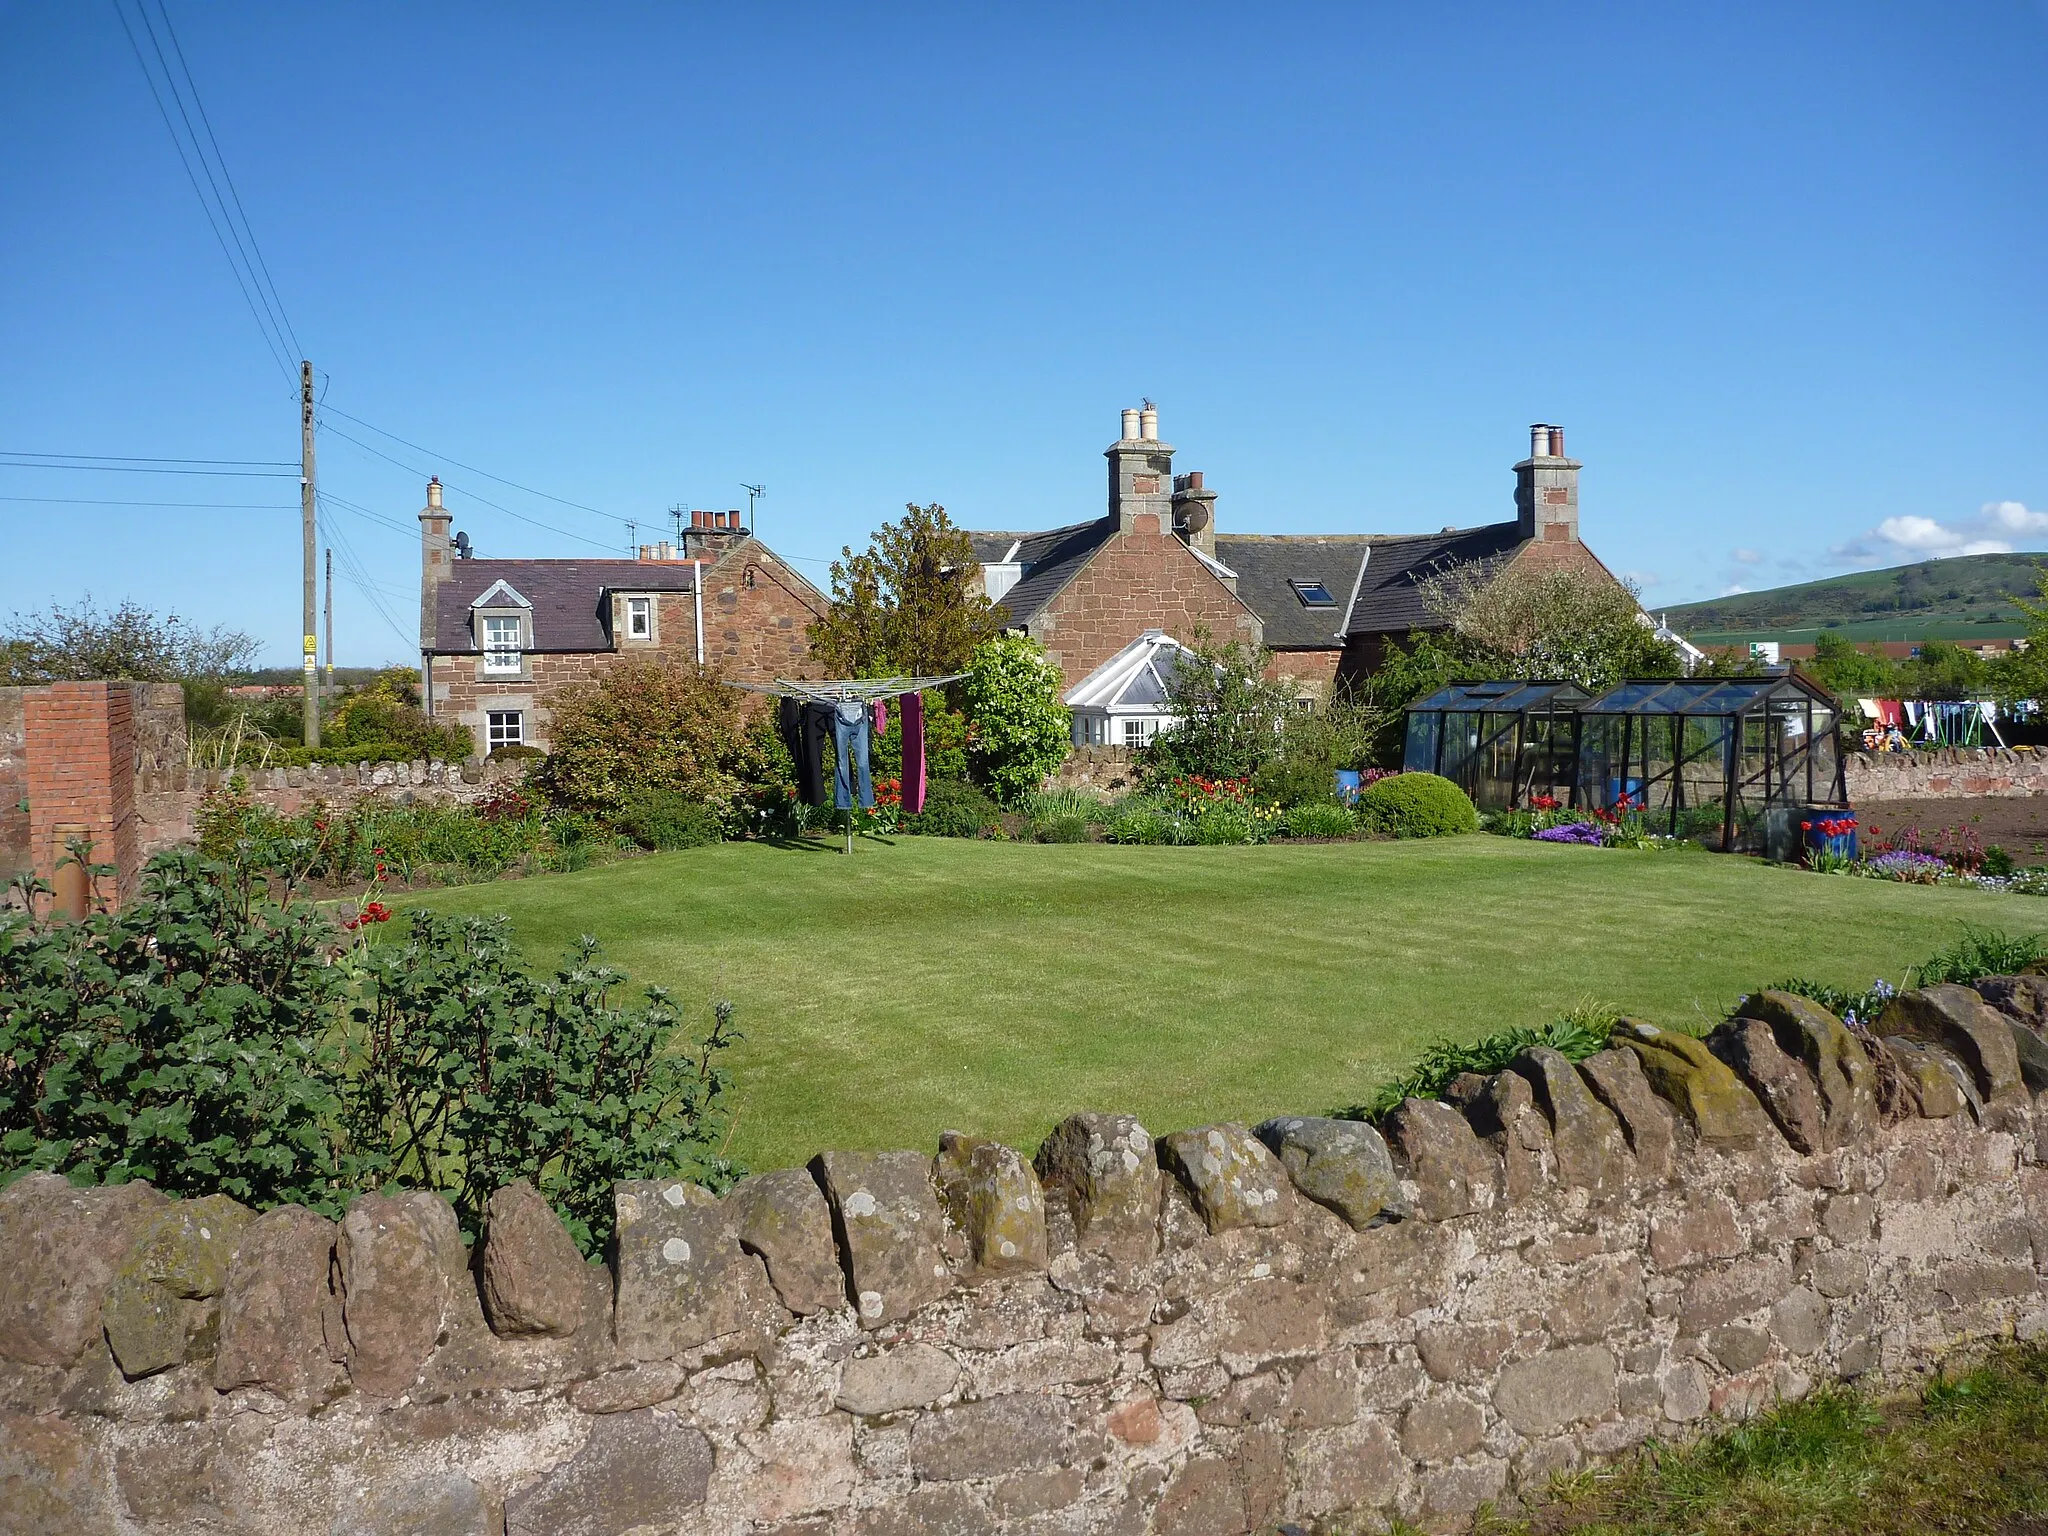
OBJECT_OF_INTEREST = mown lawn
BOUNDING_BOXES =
[401,835,2048,1172]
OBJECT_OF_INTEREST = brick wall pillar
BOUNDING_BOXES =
[24,681,141,913]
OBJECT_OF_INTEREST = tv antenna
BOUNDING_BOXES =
[625,519,637,556]
[742,483,766,533]
[669,503,689,544]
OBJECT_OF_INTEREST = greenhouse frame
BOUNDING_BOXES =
[1404,673,1851,857]
[1401,680,1592,811]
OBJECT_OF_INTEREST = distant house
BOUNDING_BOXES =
[416,482,826,754]
[967,412,1636,704]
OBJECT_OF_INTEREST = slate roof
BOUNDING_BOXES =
[1340,521,1528,638]
[1212,535,1373,649]
[430,558,699,654]
[966,519,1116,628]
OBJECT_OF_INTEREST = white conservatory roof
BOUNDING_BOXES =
[1062,629,1207,713]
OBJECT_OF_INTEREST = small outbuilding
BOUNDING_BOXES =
[1402,680,1592,810]
[1403,671,1851,857]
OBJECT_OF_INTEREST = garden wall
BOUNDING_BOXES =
[6,983,2048,1535]
[1848,747,2048,801]
[131,757,530,858]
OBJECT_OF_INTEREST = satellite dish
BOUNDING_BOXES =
[453,531,473,559]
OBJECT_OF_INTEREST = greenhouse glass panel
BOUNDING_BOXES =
[1404,711,1442,776]
[1400,682,1591,808]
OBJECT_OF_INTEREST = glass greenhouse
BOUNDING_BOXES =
[1404,673,1851,857]
[1402,681,1592,811]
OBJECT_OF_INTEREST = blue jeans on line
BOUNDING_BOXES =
[832,701,873,811]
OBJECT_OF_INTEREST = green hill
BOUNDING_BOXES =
[1663,553,2047,645]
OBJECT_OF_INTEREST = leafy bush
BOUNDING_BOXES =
[326,668,472,760]
[613,787,722,851]
[0,850,745,1257]
[1253,701,1383,807]
[903,778,1001,838]
[1983,846,2017,877]
[0,851,345,1209]
[1102,802,1173,845]
[344,912,740,1252]
[1337,1005,1622,1120]
[964,636,1071,803]
[1022,787,1109,824]
[536,655,748,818]
[1032,813,1092,843]
[1136,638,1298,786]
[1355,772,1479,838]
[1913,926,2048,987]
[1281,802,1356,840]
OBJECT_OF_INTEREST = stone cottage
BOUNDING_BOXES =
[969,413,1633,707]
[417,481,827,754]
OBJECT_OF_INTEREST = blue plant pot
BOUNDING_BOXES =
[1801,814,1859,861]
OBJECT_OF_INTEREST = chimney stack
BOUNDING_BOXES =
[1515,423,1581,544]
[418,476,453,657]
[1106,404,1174,533]
[1172,469,1219,562]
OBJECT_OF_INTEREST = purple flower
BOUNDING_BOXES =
[1534,821,1606,846]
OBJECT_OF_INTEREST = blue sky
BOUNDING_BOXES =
[3,3,2044,665]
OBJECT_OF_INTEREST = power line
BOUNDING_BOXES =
[318,502,412,647]
[318,403,632,525]
[0,461,298,478]
[111,0,295,383]
[316,489,420,538]
[0,451,294,467]
[145,0,300,361]
[316,421,622,552]
[0,495,294,509]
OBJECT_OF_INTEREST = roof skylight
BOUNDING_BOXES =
[1290,580,1336,607]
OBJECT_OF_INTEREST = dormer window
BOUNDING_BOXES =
[626,596,652,639]
[1290,580,1336,607]
[481,615,524,672]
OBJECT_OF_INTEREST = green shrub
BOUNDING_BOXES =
[1911,925,2047,987]
[1194,804,1257,845]
[326,669,473,760]
[534,654,748,818]
[1032,813,1092,843]
[1355,772,1479,838]
[1336,1005,1622,1121]
[1103,803,1172,845]
[1023,787,1108,824]
[613,788,722,851]
[903,779,1001,838]
[345,913,740,1252]
[963,636,1071,804]
[1,850,744,1257]
[1983,846,2017,877]
[1281,802,1356,840]
[0,851,345,1209]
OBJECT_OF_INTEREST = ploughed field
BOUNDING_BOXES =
[401,835,2048,1172]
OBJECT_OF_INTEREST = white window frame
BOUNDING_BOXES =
[486,710,524,750]
[1122,718,1147,749]
[625,596,652,639]
[481,615,524,674]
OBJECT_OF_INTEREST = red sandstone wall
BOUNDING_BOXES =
[1030,524,1260,685]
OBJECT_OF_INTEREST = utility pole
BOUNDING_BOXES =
[300,360,320,746]
[323,547,334,702]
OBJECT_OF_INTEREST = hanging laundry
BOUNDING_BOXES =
[832,699,874,811]
[799,702,834,807]
[1857,698,1881,721]
[873,699,887,738]
[900,691,927,815]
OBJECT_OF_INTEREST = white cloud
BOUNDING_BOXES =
[1720,583,1751,597]
[1622,569,1662,590]
[1834,500,2048,563]
[1730,548,1763,565]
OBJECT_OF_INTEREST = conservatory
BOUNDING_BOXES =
[1401,680,1592,811]
[1572,674,1849,857]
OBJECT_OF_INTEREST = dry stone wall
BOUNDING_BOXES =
[6,983,2048,1535]
[1847,746,2048,801]
[131,757,528,859]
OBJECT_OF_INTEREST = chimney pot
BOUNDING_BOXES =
[1530,424,1550,459]
[1121,407,1141,442]
[1549,426,1565,458]
[426,477,444,511]
[1139,403,1158,441]
[1188,469,1204,490]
